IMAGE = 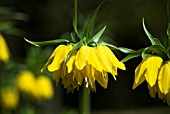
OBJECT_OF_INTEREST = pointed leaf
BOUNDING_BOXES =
[118,47,136,53]
[71,33,76,43]
[82,0,106,39]
[98,42,135,53]
[167,23,170,48]
[65,40,84,63]
[167,23,170,38]
[143,18,159,45]
[88,25,106,43]
[24,38,69,47]
[167,0,170,37]
[142,45,168,60]
[121,49,145,62]
[167,47,170,59]
[154,38,164,46]
[73,0,80,38]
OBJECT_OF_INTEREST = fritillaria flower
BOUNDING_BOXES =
[17,71,54,100]
[122,18,170,105]
[25,0,133,93]
[41,44,125,92]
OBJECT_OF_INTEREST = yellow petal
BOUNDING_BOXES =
[145,56,163,87]
[73,67,83,85]
[165,91,170,105]
[53,62,66,84]
[75,45,89,70]
[48,45,72,72]
[66,52,76,73]
[42,45,64,72]
[103,46,126,70]
[95,71,108,89]
[132,73,145,89]
[134,60,146,84]
[111,66,117,80]
[0,34,10,62]
[88,47,103,72]
[158,89,165,99]
[147,84,158,98]
[96,46,113,73]
[158,62,170,94]
[82,64,96,90]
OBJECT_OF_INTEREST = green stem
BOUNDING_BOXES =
[79,83,90,114]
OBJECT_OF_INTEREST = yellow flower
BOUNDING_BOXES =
[42,45,125,92]
[158,61,170,94]
[133,55,170,105]
[0,87,19,109]
[0,34,10,62]
[17,71,36,95]
[35,76,54,100]
[17,71,54,100]
[133,56,163,89]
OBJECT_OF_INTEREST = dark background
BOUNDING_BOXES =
[0,0,169,113]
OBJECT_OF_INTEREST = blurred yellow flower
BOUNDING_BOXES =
[0,34,10,62]
[35,76,54,100]
[17,71,54,100]
[0,87,19,109]
[17,71,36,95]
[42,45,125,92]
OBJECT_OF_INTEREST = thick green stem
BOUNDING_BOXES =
[79,83,90,114]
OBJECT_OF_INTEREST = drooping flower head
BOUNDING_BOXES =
[122,18,170,105]
[41,44,126,92]
[25,0,133,92]
[0,34,10,62]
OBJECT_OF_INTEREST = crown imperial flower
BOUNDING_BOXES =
[25,0,132,92]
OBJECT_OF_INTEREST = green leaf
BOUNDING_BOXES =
[167,47,170,59]
[98,42,135,53]
[88,25,106,43]
[73,0,80,38]
[65,40,84,63]
[24,38,69,47]
[167,23,170,48]
[167,23,170,37]
[121,49,145,62]
[143,18,159,45]
[118,47,136,53]
[142,45,168,60]
[82,0,106,40]
[167,0,170,37]
[71,33,76,43]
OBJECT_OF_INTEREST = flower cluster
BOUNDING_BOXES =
[17,71,54,100]
[133,55,170,105]
[41,45,125,92]
[26,0,131,93]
